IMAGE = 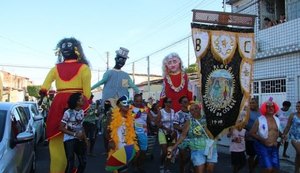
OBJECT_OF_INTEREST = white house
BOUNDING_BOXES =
[226,0,300,109]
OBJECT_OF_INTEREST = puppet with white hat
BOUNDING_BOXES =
[92,47,139,106]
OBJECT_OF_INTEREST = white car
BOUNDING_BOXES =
[0,102,36,173]
[19,102,45,147]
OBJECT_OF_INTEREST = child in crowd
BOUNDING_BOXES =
[59,93,88,173]
[228,122,246,173]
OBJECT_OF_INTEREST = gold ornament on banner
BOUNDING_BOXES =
[211,31,237,64]
[239,59,253,95]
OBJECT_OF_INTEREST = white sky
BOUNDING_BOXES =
[0,0,230,86]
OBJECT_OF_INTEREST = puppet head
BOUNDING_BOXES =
[260,97,279,116]
[114,47,129,69]
[55,37,89,66]
[162,52,183,77]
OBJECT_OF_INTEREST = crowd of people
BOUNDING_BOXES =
[38,37,300,173]
[263,14,286,29]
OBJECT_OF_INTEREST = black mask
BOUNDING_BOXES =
[60,40,77,59]
[114,56,127,69]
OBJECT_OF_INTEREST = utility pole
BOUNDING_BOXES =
[147,56,150,98]
[132,62,135,84]
[188,39,190,67]
[106,51,109,70]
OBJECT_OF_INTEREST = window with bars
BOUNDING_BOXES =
[260,79,286,93]
[253,81,259,93]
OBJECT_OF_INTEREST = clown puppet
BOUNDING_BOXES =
[39,37,91,173]
[159,52,193,112]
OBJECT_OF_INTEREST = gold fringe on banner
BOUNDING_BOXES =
[192,28,210,61]
[210,31,237,64]
[237,33,255,60]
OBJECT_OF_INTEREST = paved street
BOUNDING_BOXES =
[36,134,295,173]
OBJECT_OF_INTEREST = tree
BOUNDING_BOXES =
[185,63,198,73]
[27,85,41,99]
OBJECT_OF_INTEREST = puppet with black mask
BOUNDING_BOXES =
[92,47,139,106]
[39,37,91,173]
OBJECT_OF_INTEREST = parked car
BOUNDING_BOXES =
[0,102,36,173]
[19,101,45,146]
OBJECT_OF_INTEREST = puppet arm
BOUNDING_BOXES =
[91,70,110,90]
[40,67,56,93]
[128,77,140,94]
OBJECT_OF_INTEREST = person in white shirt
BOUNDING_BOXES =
[277,100,292,158]
[59,93,88,173]
[228,121,246,173]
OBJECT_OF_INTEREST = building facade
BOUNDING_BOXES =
[0,70,34,102]
[227,0,300,108]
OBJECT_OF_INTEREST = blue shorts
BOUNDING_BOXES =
[191,149,218,166]
[136,133,148,151]
[255,141,279,169]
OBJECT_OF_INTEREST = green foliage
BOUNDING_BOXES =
[185,63,198,73]
[27,85,41,98]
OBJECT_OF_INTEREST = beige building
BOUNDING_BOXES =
[0,70,33,102]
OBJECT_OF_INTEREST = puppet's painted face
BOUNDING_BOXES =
[61,40,76,58]
[115,56,127,69]
[166,57,181,73]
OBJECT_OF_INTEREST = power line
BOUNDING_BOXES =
[128,0,208,49]
[125,34,192,66]
[0,35,50,56]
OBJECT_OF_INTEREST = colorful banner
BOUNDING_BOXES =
[192,24,254,138]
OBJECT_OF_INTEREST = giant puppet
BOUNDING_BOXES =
[159,52,193,112]
[39,37,91,173]
[191,10,256,138]
[92,47,139,105]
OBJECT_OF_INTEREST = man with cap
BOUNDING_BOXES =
[91,47,140,106]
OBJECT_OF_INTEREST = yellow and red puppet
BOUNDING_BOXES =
[39,37,91,173]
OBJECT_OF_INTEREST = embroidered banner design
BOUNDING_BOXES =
[238,34,254,60]
[211,31,237,64]
[192,29,210,60]
[192,24,254,138]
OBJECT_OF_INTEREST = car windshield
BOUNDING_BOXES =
[0,110,7,142]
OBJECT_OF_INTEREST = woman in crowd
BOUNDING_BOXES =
[173,96,191,173]
[60,93,88,173]
[171,104,217,173]
[148,102,160,135]
[282,101,300,173]
[157,97,176,173]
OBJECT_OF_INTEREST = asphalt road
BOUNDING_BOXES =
[36,134,294,173]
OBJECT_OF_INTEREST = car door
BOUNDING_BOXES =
[12,106,34,173]
[30,104,44,142]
